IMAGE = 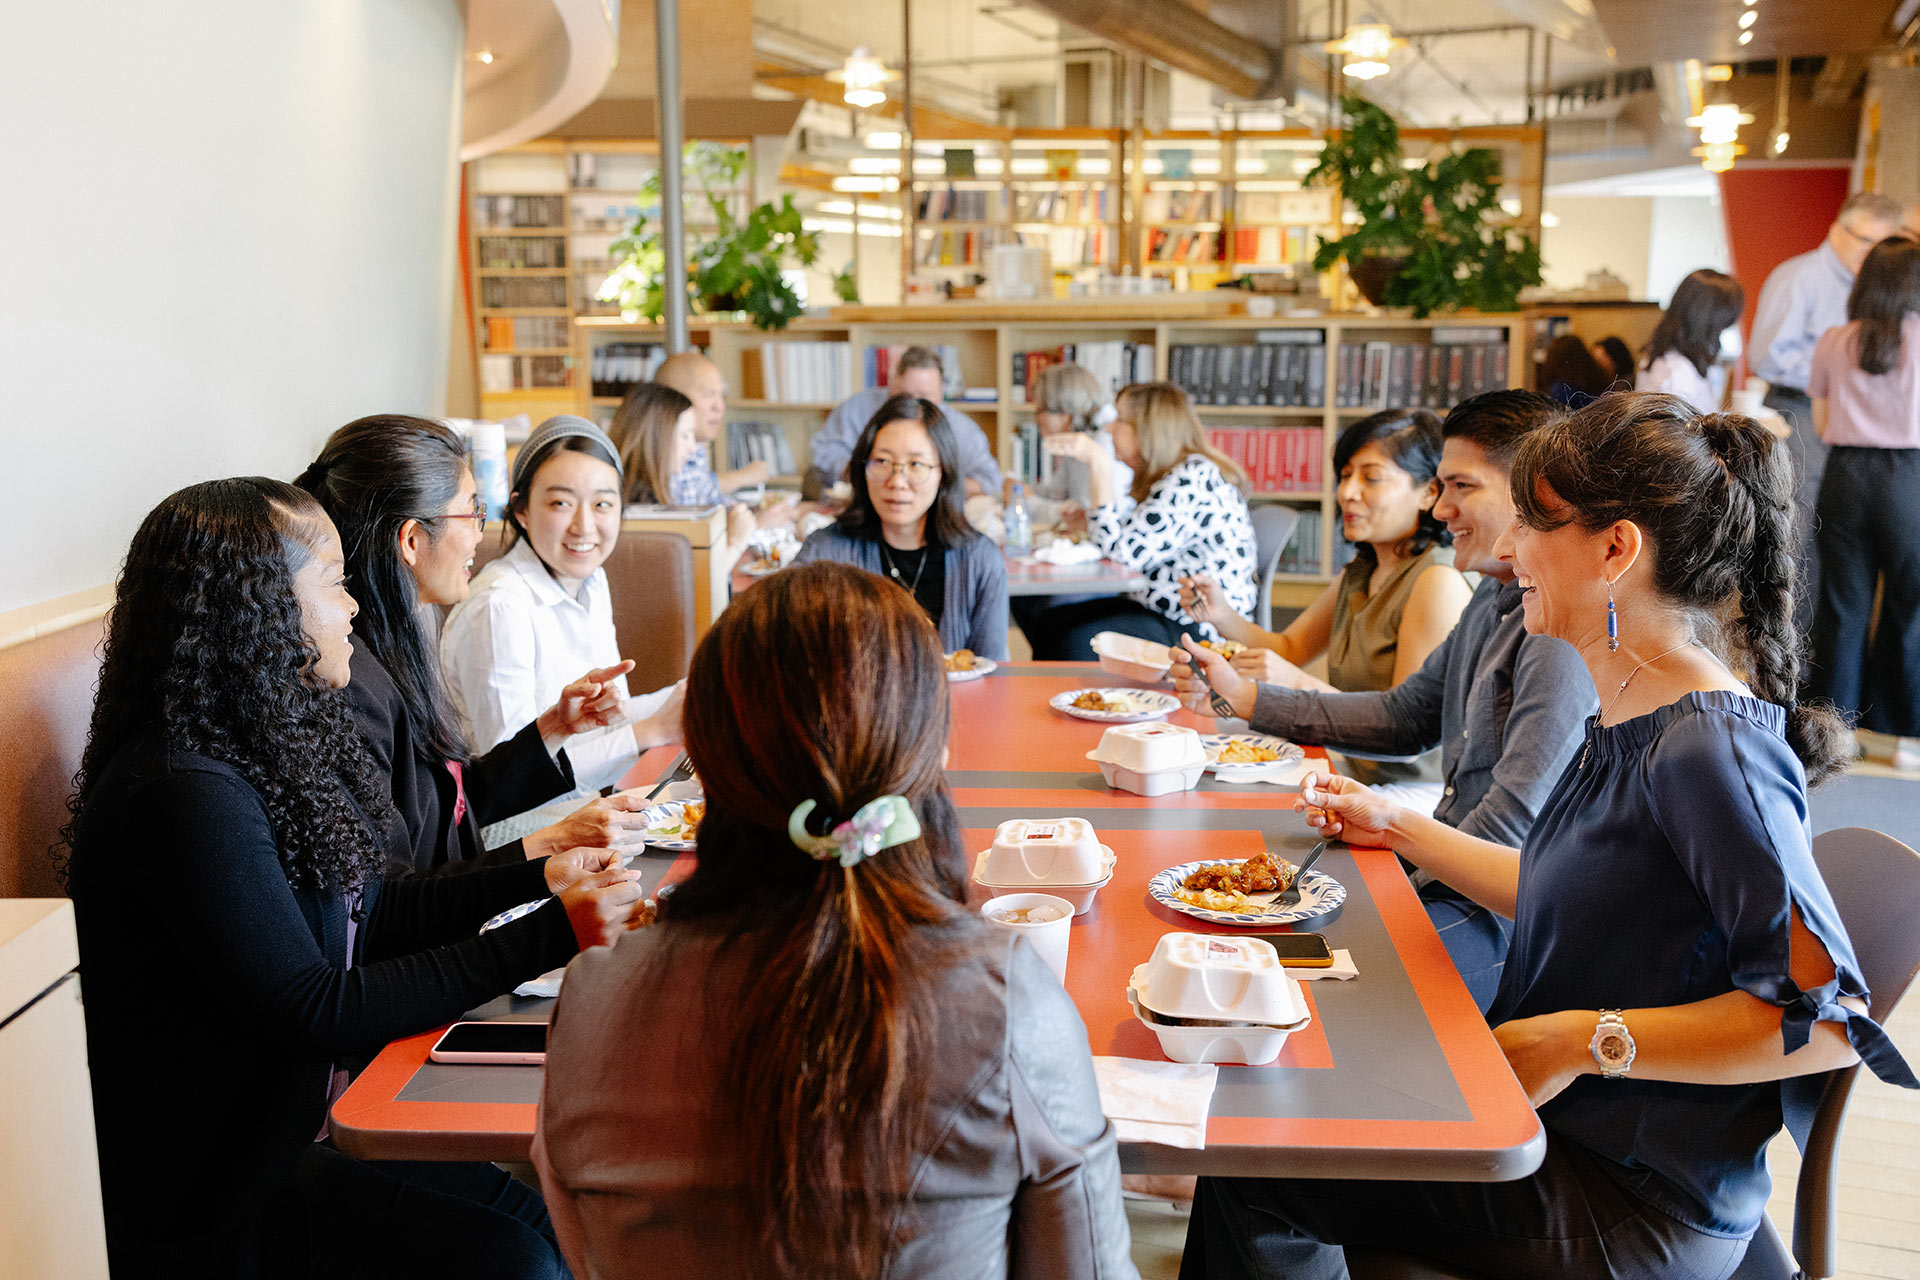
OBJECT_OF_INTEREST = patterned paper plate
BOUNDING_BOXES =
[1199,733,1305,774]
[640,801,700,852]
[1147,859,1346,927]
[1049,688,1180,723]
[946,656,998,683]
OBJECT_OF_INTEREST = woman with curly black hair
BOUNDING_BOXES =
[299,416,662,874]
[65,477,647,1280]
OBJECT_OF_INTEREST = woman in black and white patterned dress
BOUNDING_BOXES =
[1025,381,1257,659]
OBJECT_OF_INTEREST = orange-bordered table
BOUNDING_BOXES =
[333,662,1544,1181]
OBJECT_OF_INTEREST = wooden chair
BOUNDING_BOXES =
[1350,827,1920,1280]
[467,527,697,695]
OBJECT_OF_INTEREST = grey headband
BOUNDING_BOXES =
[512,415,626,493]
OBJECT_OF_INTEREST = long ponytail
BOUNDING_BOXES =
[1697,414,1853,783]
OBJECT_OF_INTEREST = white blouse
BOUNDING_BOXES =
[440,539,672,793]
[1089,454,1257,636]
[1637,352,1722,416]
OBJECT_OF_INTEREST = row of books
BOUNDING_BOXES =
[1011,187,1111,223]
[725,422,798,477]
[472,194,566,229]
[477,236,568,270]
[1015,225,1109,267]
[478,353,570,392]
[1170,336,1327,407]
[1230,225,1312,266]
[913,227,1001,267]
[483,315,569,351]
[1142,189,1220,223]
[1146,228,1224,264]
[916,186,997,222]
[480,276,568,309]
[867,344,963,398]
[1204,428,1325,494]
[587,342,673,398]
[1012,341,1155,401]
[1336,332,1512,410]
[1006,421,1048,486]
[1273,508,1326,577]
[741,342,858,404]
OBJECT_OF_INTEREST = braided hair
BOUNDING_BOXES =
[63,478,397,890]
[1511,391,1850,784]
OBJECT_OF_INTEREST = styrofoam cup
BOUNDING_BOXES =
[981,892,1074,984]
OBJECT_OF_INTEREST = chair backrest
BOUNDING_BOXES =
[0,618,107,899]
[467,526,697,695]
[1249,504,1302,632]
[1787,828,1920,1278]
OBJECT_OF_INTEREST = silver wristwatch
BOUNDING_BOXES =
[1589,1010,1636,1079]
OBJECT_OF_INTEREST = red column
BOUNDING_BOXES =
[1718,165,1851,382]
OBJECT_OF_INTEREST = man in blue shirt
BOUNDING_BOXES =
[657,352,793,536]
[1748,191,1901,623]
[807,346,1003,498]
[1174,390,1597,1011]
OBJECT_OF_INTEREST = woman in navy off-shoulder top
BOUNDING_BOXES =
[1181,393,1917,1280]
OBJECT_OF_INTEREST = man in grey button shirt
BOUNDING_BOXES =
[1174,390,1597,1011]
[808,346,1004,498]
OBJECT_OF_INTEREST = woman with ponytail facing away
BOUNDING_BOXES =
[1182,393,1916,1280]
[534,561,1136,1280]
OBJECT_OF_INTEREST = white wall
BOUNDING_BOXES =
[1645,195,1731,308]
[0,1,466,613]
[1540,196,1653,297]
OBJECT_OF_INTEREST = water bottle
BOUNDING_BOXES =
[467,420,509,522]
[1006,482,1033,557]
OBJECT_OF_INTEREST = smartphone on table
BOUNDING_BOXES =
[428,1021,549,1065]
[1245,931,1335,968]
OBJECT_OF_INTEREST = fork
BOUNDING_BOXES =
[1277,841,1329,908]
[1186,648,1241,720]
[644,753,694,801]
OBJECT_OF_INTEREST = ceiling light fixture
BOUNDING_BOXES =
[829,46,896,110]
[1326,23,1405,81]
[476,49,494,64]
[1738,30,1753,45]
[1688,102,1753,172]
[1706,64,1734,82]
[1739,10,1757,28]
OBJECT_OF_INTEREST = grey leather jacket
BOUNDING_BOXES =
[535,914,1138,1280]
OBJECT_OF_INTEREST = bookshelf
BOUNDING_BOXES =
[574,303,1530,589]
[468,141,752,421]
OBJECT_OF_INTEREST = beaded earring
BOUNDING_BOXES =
[1606,579,1619,652]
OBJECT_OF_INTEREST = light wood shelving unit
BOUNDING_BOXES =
[574,301,1528,587]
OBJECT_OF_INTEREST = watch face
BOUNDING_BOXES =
[1598,1032,1630,1064]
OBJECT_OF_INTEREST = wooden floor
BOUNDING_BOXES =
[1126,946,1920,1280]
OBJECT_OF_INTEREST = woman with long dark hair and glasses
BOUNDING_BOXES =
[299,415,662,874]
[793,393,1010,660]
[1806,235,1920,736]
[534,561,1134,1278]
[1637,268,1744,414]
[64,477,649,1279]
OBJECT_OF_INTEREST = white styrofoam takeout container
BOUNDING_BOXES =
[980,817,1108,886]
[973,845,1116,916]
[1132,933,1308,1026]
[1125,984,1309,1065]
[1090,723,1206,774]
[1090,630,1175,682]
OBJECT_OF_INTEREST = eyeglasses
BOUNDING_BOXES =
[431,496,490,531]
[864,457,940,482]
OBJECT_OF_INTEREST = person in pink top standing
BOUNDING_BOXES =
[1806,235,1920,735]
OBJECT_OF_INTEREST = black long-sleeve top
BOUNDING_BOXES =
[67,729,578,1279]
[344,642,576,873]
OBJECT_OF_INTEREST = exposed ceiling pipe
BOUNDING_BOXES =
[1015,0,1288,101]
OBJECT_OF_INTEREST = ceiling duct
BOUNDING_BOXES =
[1015,0,1289,101]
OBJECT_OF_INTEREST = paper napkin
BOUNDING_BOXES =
[1091,1057,1219,1149]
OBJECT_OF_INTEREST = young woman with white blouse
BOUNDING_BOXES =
[1636,268,1744,415]
[1025,381,1256,659]
[441,416,683,795]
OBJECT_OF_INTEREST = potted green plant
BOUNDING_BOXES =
[1304,96,1542,317]
[600,143,823,331]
